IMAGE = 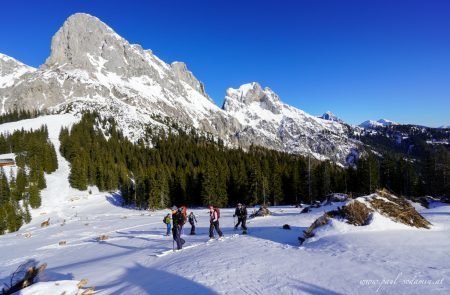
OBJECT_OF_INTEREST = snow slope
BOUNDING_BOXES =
[1,201,448,294]
[0,114,448,294]
[0,114,80,219]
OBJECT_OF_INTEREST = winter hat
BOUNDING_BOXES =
[172,206,178,211]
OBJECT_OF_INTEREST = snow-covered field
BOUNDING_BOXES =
[0,115,449,294]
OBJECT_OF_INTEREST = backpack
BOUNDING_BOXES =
[214,207,220,219]
[178,206,187,224]
[163,215,170,224]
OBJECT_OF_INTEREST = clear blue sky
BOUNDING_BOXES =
[1,0,449,127]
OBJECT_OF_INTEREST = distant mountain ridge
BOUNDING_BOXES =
[359,119,398,129]
[2,13,444,164]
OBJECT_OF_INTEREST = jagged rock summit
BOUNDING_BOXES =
[223,82,282,114]
[0,13,360,163]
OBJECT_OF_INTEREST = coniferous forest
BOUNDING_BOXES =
[0,126,58,234]
[60,113,449,210]
[0,109,41,124]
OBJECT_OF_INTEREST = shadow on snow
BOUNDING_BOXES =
[94,263,217,294]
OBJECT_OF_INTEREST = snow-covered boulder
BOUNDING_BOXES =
[299,190,431,244]
[249,206,271,218]
[322,193,349,205]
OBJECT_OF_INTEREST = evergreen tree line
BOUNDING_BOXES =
[60,113,449,211]
[0,109,41,124]
[0,126,58,235]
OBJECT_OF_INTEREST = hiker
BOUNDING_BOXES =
[188,212,197,235]
[208,205,223,239]
[171,206,186,250]
[233,203,248,234]
[163,213,171,236]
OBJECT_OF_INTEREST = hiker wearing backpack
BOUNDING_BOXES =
[208,205,223,239]
[171,206,186,250]
[163,213,171,236]
[188,212,197,235]
[233,203,248,234]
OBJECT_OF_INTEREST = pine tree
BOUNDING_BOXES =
[28,184,41,209]
[22,200,32,224]
[0,168,10,205]
[69,155,88,190]
[270,164,283,206]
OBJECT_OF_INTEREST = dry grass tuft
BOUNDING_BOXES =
[98,234,109,241]
[371,189,431,229]
[77,278,88,288]
[40,218,50,228]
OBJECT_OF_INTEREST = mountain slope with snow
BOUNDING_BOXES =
[0,54,35,89]
[0,13,360,163]
[0,53,36,113]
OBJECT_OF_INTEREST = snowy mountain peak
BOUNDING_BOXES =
[377,118,397,126]
[223,82,282,114]
[360,119,398,129]
[0,53,35,89]
[320,111,343,123]
[45,13,122,69]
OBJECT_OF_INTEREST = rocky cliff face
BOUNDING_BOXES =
[0,13,360,163]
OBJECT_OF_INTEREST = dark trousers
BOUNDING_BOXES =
[190,221,196,234]
[209,221,223,238]
[172,224,185,249]
[235,217,247,230]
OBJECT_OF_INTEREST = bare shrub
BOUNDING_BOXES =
[342,201,372,226]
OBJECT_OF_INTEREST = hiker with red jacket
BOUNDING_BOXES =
[171,206,186,250]
[208,205,223,239]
